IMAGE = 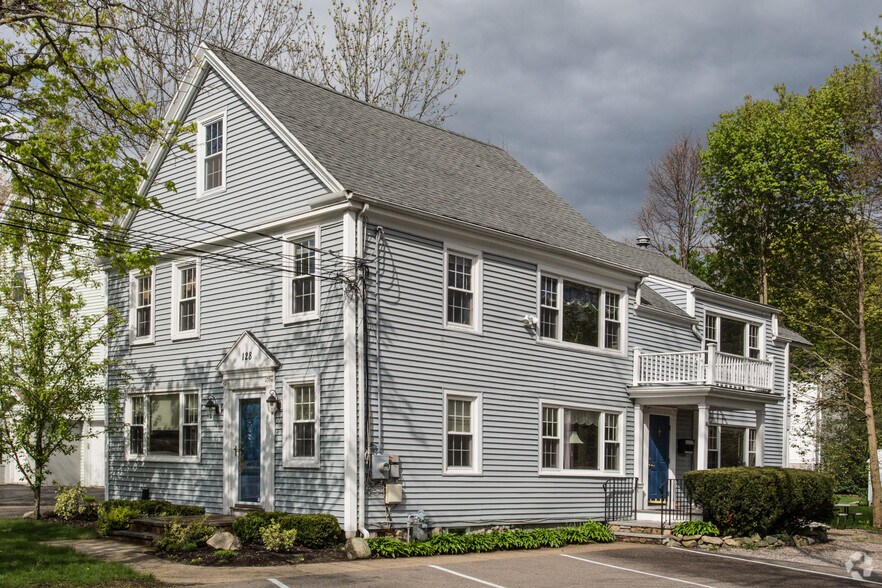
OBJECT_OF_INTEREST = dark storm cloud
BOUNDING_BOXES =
[419,0,882,239]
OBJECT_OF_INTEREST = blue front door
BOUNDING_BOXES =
[238,398,261,503]
[648,414,670,502]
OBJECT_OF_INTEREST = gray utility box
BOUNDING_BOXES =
[370,454,400,479]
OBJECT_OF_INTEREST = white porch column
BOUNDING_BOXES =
[696,404,709,470]
[755,407,766,466]
[633,403,644,509]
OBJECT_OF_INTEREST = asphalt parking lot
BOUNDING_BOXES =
[223,543,882,588]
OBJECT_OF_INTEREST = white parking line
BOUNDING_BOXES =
[428,564,509,587]
[267,579,290,588]
[675,547,882,585]
[561,553,717,587]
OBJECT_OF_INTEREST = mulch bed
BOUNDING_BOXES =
[156,543,351,566]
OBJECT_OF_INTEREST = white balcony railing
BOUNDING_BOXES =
[634,344,773,391]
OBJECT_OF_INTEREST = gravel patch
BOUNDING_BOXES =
[720,529,882,572]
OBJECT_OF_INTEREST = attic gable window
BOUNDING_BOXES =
[197,112,226,196]
[538,272,623,351]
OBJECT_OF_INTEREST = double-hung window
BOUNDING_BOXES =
[444,249,481,331]
[283,229,319,323]
[538,273,622,351]
[443,391,482,474]
[198,114,225,195]
[171,259,200,339]
[129,269,154,344]
[11,271,24,302]
[127,391,199,460]
[283,375,320,467]
[540,403,622,473]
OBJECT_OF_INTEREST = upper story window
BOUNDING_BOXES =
[11,271,25,302]
[283,229,319,323]
[443,391,482,474]
[129,269,155,344]
[127,391,199,460]
[171,259,200,340]
[539,273,622,351]
[704,313,763,358]
[444,248,482,332]
[540,403,622,474]
[197,113,226,196]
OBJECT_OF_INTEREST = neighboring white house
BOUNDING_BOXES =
[0,206,108,488]
[786,381,821,470]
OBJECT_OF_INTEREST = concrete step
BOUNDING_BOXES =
[108,529,158,546]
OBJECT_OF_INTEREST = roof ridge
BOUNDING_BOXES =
[206,44,508,154]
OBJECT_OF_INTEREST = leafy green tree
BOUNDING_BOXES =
[702,59,882,525]
[0,2,158,517]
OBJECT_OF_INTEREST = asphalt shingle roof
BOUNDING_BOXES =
[639,286,696,322]
[212,47,708,288]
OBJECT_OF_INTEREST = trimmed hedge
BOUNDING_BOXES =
[684,467,834,536]
[367,522,615,558]
[231,512,342,548]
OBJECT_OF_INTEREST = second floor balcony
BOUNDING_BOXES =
[633,344,773,392]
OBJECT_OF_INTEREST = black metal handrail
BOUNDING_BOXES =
[660,478,693,531]
[603,477,637,522]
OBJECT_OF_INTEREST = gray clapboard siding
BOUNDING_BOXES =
[130,68,329,248]
[364,226,635,528]
[644,276,690,313]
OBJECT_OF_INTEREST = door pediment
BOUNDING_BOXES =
[216,330,281,375]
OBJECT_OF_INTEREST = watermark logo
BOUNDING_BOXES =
[846,551,873,580]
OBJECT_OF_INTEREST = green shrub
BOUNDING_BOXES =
[154,517,216,553]
[215,549,237,560]
[96,505,141,535]
[366,521,614,558]
[684,467,834,536]
[232,512,341,548]
[96,499,205,535]
[53,483,97,521]
[671,521,720,537]
[260,520,298,552]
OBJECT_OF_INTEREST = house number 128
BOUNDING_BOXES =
[242,351,252,361]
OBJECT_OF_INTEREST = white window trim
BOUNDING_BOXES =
[282,374,320,468]
[129,268,155,345]
[124,390,201,463]
[282,226,321,324]
[196,110,227,198]
[442,390,483,475]
[170,258,201,341]
[535,269,627,356]
[442,244,483,334]
[703,311,765,359]
[538,400,625,477]
[706,423,756,469]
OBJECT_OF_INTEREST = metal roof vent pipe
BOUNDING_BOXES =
[636,235,651,249]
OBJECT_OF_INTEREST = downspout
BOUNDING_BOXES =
[356,204,370,538]
[375,226,384,453]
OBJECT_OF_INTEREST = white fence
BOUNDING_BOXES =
[635,345,773,391]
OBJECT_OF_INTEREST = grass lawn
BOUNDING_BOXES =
[833,494,874,529]
[0,519,156,587]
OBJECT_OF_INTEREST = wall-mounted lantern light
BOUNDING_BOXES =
[267,391,282,414]
[204,394,222,417]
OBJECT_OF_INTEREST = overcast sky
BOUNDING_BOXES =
[398,0,882,240]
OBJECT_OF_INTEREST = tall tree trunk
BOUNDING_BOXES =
[856,237,882,527]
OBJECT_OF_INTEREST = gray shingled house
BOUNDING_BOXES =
[106,44,806,536]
